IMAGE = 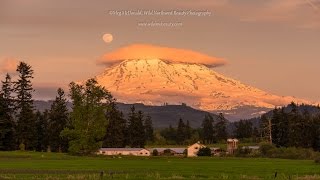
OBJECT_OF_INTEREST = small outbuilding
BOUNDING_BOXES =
[227,138,239,154]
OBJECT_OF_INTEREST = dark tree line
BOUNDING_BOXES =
[261,103,320,151]
[159,113,228,145]
[0,62,154,154]
[0,62,70,152]
[0,74,15,150]
[103,105,154,148]
[160,118,192,145]
[202,113,228,143]
[233,120,260,139]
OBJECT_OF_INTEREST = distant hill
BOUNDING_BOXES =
[116,103,221,128]
[33,100,221,128]
[34,100,72,112]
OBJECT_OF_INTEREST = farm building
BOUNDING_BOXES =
[98,148,150,156]
[227,138,239,154]
[97,142,225,157]
[187,142,206,157]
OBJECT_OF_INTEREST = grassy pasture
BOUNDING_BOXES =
[0,151,319,179]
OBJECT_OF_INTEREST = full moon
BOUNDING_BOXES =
[103,33,113,43]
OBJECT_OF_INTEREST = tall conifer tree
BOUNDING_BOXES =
[215,113,228,141]
[127,106,146,148]
[202,114,215,144]
[0,74,16,150]
[144,115,154,143]
[103,102,127,147]
[48,88,69,152]
[176,118,186,144]
[14,62,36,150]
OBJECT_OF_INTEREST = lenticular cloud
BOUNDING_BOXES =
[98,44,226,67]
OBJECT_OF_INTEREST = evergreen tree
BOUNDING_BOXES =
[313,115,320,151]
[234,120,253,139]
[103,102,127,147]
[260,114,270,142]
[185,120,192,140]
[202,114,215,144]
[160,125,177,144]
[287,104,301,147]
[35,110,49,152]
[176,118,186,144]
[252,127,260,142]
[215,113,228,141]
[0,74,16,150]
[136,111,146,147]
[144,115,154,143]
[48,88,69,152]
[61,79,111,155]
[262,103,320,150]
[127,106,146,148]
[2,74,15,112]
[14,62,36,150]
[300,110,314,148]
[272,108,289,147]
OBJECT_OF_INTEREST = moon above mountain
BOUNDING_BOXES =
[102,33,113,43]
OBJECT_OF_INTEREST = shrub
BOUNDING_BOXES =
[183,149,187,156]
[235,146,252,157]
[197,147,212,156]
[259,142,275,156]
[152,149,158,156]
[264,146,319,160]
[163,149,173,156]
[19,143,25,151]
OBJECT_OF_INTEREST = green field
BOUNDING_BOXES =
[0,151,319,179]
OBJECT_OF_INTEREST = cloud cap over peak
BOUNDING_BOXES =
[98,44,226,67]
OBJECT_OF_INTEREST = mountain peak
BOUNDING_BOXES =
[96,58,311,112]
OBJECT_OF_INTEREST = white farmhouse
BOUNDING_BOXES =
[98,148,150,156]
[187,142,206,157]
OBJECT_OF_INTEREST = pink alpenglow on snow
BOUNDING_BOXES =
[98,44,227,67]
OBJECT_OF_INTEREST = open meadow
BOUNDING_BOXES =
[0,151,319,179]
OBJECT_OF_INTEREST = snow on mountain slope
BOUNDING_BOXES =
[95,58,311,112]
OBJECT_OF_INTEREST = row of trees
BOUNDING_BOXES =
[4,62,319,154]
[0,62,72,152]
[233,120,259,140]
[159,113,228,145]
[103,105,154,148]
[0,62,154,154]
[261,103,320,151]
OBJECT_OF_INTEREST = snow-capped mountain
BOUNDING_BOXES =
[95,58,311,117]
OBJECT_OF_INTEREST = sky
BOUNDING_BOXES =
[0,0,319,101]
